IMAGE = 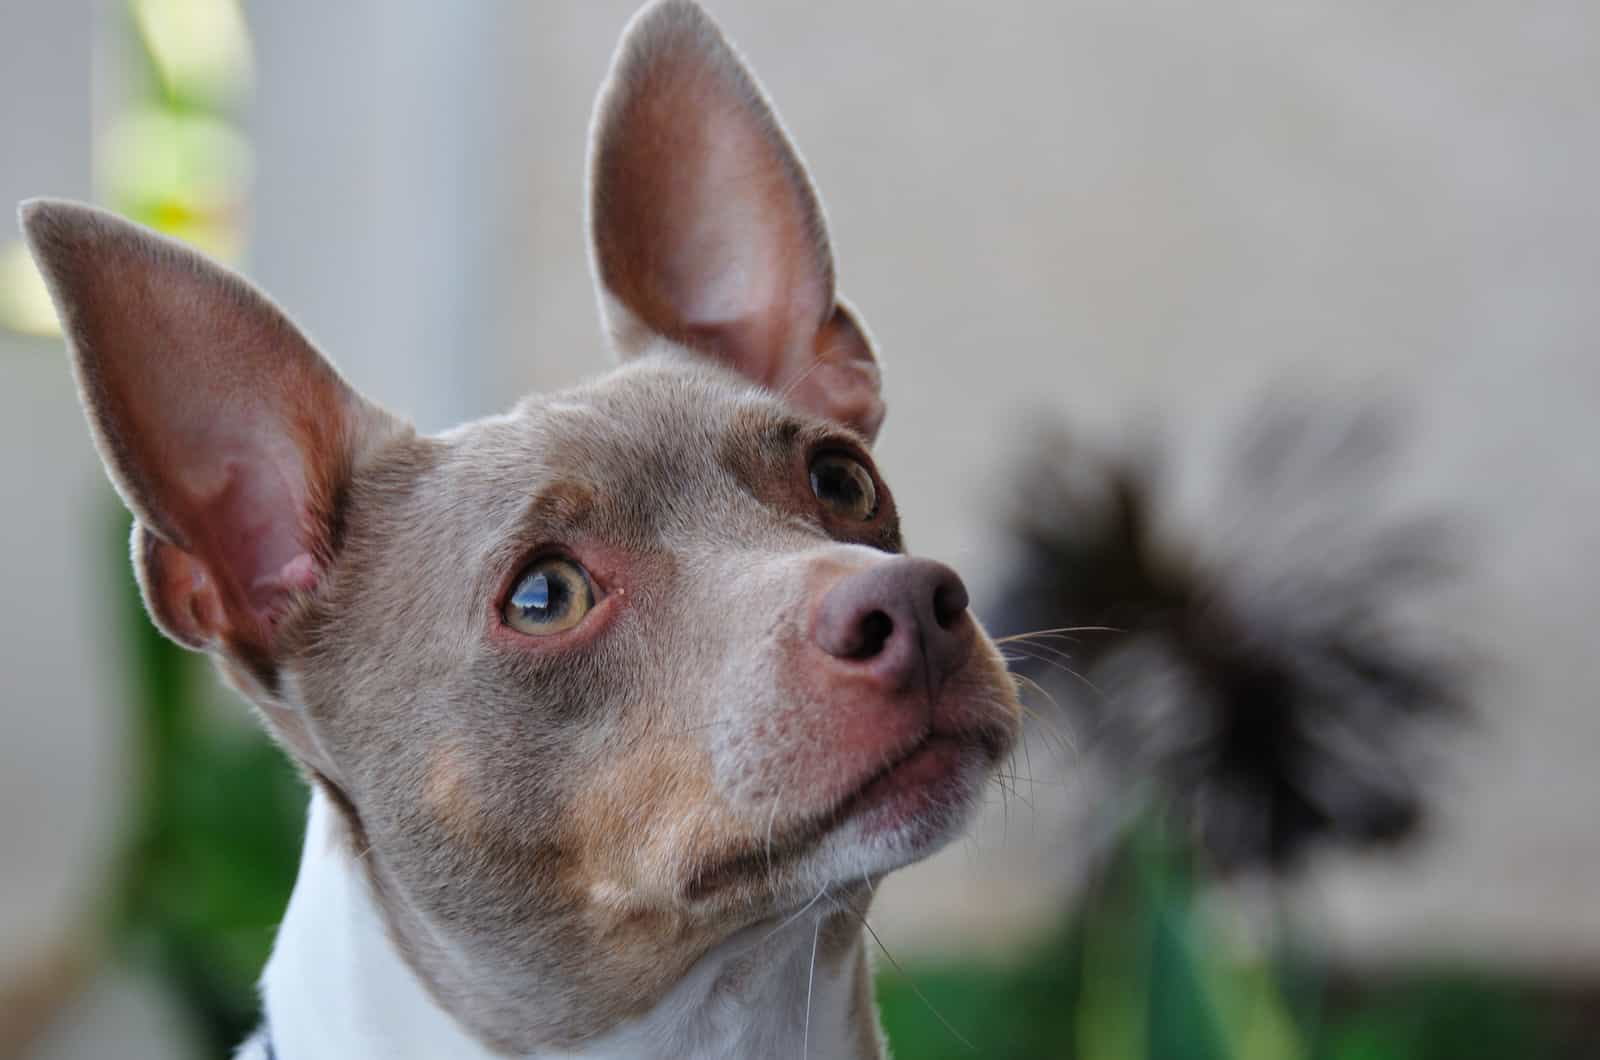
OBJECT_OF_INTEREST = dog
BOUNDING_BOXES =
[20,2,1020,1056]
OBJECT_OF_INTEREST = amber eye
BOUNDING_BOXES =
[809,452,878,521]
[503,557,594,636]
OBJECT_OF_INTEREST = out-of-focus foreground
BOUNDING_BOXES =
[3,1,1599,1057]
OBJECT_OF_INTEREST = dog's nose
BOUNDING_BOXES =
[812,557,973,698]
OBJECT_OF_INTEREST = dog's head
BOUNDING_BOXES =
[23,0,1019,1050]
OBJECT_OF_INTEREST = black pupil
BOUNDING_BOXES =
[512,568,572,621]
[812,458,871,516]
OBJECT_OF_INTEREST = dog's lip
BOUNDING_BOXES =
[684,720,1009,902]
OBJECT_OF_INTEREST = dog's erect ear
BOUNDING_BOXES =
[589,0,884,440]
[20,200,397,666]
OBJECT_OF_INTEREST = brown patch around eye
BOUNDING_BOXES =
[864,506,904,554]
[720,406,902,550]
[533,478,600,528]
[720,406,804,498]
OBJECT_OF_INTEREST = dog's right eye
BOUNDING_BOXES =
[809,452,879,522]
[504,557,594,636]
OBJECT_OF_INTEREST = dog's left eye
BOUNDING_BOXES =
[504,557,594,636]
[809,452,878,522]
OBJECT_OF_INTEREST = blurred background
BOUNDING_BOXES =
[3,1,1599,1057]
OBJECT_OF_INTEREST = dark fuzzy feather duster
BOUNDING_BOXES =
[992,404,1468,873]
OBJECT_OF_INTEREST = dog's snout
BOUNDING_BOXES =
[813,558,972,696]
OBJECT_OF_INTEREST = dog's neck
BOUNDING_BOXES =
[259,792,883,1059]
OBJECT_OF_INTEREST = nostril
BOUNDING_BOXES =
[813,559,970,665]
[932,578,968,631]
[852,610,895,659]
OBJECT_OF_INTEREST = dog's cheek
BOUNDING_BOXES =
[706,639,832,811]
[686,552,828,814]
[562,722,729,900]
[545,734,740,1013]
[421,741,488,836]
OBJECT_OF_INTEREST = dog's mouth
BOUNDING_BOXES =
[684,719,1010,902]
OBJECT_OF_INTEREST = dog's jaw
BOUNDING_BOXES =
[258,792,884,1060]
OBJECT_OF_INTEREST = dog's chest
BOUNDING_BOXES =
[253,794,876,1060]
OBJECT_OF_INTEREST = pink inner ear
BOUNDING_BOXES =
[589,2,885,436]
[167,403,332,627]
[252,553,322,616]
[660,130,829,379]
[21,200,370,648]
[591,2,836,374]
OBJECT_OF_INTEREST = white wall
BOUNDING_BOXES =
[472,0,1600,970]
[0,0,123,993]
[0,2,195,1054]
[248,0,502,434]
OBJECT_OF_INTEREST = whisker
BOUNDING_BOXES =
[994,625,1122,644]
[1004,641,1083,673]
[1009,674,1082,756]
[1020,723,1037,816]
[997,751,1011,838]
[1020,693,1081,762]
[839,897,975,1053]
[993,771,1070,788]
[803,915,821,1060]
[993,771,1013,841]
[999,632,1088,648]
[1005,637,1082,671]
[779,345,847,400]
[1008,648,1104,699]
[764,781,787,882]
[990,776,1035,813]
[762,883,831,944]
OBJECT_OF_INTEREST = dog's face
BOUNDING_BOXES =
[24,1,1019,1051]
[284,359,1018,1046]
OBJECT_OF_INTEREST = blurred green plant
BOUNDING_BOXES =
[875,816,1562,1060]
[90,5,276,1050]
[129,0,253,109]
[0,240,59,336]
[108,0,252,260]
[0,0,252,338]
[107,506,304,1055]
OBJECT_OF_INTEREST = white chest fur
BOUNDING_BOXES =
[251,792,877,1059]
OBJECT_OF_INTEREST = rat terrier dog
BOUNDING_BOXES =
[21,2,1020,1056]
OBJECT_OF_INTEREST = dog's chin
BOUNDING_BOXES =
[797,736,995,880]
[685,720,1012,911]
